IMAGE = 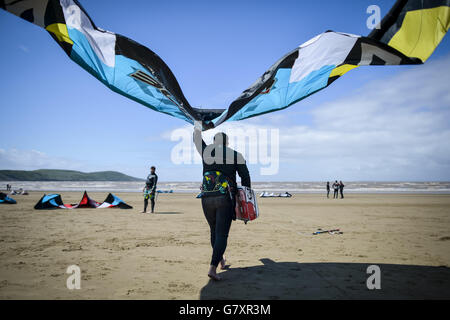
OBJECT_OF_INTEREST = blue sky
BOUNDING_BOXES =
[0,0,449,181]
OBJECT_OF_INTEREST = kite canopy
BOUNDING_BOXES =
[1,0,449,129]
[98,193,133,209]
[0,192,16,204]
[34,194,71,209]
[74,191,100,209]
[34,192,132,210]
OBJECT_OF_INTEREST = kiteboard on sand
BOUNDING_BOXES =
[313,229,343,235]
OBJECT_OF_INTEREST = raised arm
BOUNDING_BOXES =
[193,121,206,156]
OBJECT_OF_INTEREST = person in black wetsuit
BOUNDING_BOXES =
[142,166,158,213]
[326,181,330,198]
[194,122,251,281]
[339,181,345,199]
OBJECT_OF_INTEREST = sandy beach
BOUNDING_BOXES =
[0,191,449,300]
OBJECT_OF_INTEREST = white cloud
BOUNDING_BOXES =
[161,55,450,181]
[274,55,450,180]
[0,149,84,171]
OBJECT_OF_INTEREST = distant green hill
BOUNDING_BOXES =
[0,169,143,181]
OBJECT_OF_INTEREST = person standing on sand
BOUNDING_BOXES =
[333,180,339,199]
[194,122,251,281]
[326,182,330,198]
[142,166,158,213]
[339,181,345,199]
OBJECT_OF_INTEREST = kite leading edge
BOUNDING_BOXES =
[1,0,449,130]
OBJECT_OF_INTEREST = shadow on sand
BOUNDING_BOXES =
[199,258,450,300]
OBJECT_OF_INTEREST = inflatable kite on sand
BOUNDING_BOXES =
[1,0,449,130]
[34,192,132,210]
[0,192,16,204]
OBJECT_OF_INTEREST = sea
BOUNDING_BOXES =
[1,181,450,194]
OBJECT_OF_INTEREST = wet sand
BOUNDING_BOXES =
[0,192,449,299]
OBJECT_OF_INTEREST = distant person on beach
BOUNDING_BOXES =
[142,166,158,213]
[333,181,339,199]
[339,181,345,199]
[326,182,330,198]
[194,122,251,281]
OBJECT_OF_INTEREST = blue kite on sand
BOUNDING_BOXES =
[0,192,16,204]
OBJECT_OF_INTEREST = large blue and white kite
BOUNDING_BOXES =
[1,0,449,130]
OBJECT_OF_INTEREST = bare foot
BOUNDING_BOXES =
[208,265,222,281]
[208,272,222,281]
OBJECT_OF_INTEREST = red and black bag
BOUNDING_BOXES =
[235,186,259,224]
